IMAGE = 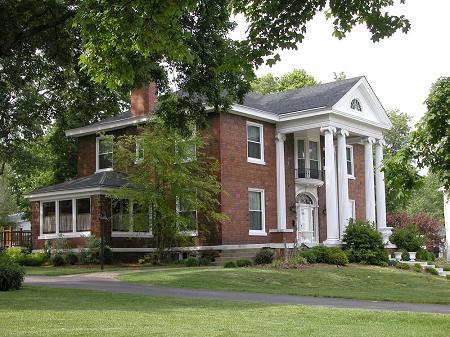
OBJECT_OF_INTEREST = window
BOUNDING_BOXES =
[350,98,362,112]
[309,141,319,179]
[59,200,73,233]
[247,122,264,164]
[42,202,56,234]
[132,203,151,233]
[97,135,113,171]
[111,199,131,232]
[111,199,152,234]
[177,198,198,235]
[346,146,354,177]
[76,198,91,232]
[296,138,321,179]
[248,189,265,235]
[135,137,144,163]
[297,140,305,177]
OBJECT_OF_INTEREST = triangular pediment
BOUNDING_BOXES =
[332,77,392,130]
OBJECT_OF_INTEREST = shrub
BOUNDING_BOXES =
[396,262,410,270]
[255,248,273,265]
[51,253,65,266]
[415,247,435,261]
[290,255,308,266]
[425,266,439,275]
[390,227,425,252]
[184,257,200,267]
[19,253,47,266]
[295,249,317,264]
[447,275,450,281]
[103,246,113,265]
[342,219,388,265]
[0,261,25,291]
[414,264,422,273]
[4,247,26,263]
[236,259,253,267]
[64,252,78,265]
[198,258,211,266]
[400,249,410,261]
[328,248,349,266]
[78,236,112,265]
[52,234,70,253]
[138,253,159,265]
[224,261,237,268]
[388,259,398,267]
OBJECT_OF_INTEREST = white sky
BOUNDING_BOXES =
[232,0,450,124]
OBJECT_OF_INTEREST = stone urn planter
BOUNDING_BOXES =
[409,252,417,262]
[394,251,403,261]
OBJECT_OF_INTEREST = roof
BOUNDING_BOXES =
[27,171,128,195]
[242,77,363,115]
[86,111,134,128]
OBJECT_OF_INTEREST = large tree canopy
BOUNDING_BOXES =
[411,77,450,190]
[251,69,318,95]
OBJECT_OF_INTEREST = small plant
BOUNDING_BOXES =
[446,275,450,281]
[64,252,78,265]
[400,249,410,261]
[4,247,25,263]
[290,255,307,266]
[396,262,410,270]
[138,253,159,265]
[425,266,439,275]
[388,260,398,267]
[236,259,253,267]
[224,261,237,268]
[295,249,317,264]
[415,247,435,261]
[53,234,70,253]
[0,261,25,291]
[19,253,48,266]
[184,257,200,267]
[51,253,65,267]
[328,248,348,266]
[414,264,422,273]
[390,227,424,252]
[255,248,273,265]
[198,258,211,266]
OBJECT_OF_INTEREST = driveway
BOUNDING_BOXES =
[25,274,450,314]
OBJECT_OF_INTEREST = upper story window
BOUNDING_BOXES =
[96,135,113,171]
[346,145,354,177]
[350,98,362,112]
[247,122,265,165]
[296,138,321,179]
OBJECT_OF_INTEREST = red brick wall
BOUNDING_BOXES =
[31,201,40,249]
[219,113,277,245]
[349,144,366,221]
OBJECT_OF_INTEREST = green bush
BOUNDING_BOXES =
[446,275,450,281]
[255,248,273,265]
[396,262,410,270]
[64,252,78,265]
[415,247,435,261]
[4,247,26,263]
[78,235,113,265]
[343,219,388,265]
[390,227,424,252]
[295,249,317,264]
[388,259,398,267]
[184,257,200,267]
[224,261,237,268]
[19,253,47,266]
[290,255,308,266]
[51,253,66,266]
[414,264,422,273]
[328,248,349,266]
[400,249,410,261]
[236,259,253,267]
[0,261,25,291]
[425,266,439,275]
[138,253,159,265]
[198,258,211,266]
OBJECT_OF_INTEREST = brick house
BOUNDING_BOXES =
[26,77,393,258]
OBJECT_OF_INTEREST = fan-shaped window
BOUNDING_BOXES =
[350,98,362,112]
[297,193,313,205]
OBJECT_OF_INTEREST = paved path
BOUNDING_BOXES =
[25,274,450,314]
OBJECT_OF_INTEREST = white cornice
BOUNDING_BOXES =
[25,187,114,201]
[65,116,148,137]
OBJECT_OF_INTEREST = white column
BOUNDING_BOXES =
[55,200,60,235]
[337,129,350,238]
[364,137,376,224]
[320,126,340,245]
[375,139,392,243]
[39,202,43,237]
[276,133,287,230]
[72,198,77,233]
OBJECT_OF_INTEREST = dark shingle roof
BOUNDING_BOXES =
[242,77,362,115]
[28,171,128,195]
[88,110,134,127]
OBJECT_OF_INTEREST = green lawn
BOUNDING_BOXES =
[23,265,134,276]
[119,265,450,304]
[0,287,448,337]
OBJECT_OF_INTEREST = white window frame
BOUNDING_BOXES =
[39,198,91,240]
[346,145,355,179]
[176,195,198,237]
[248,188,266,236]
[350,98,363,112]
[246,121,265,165]
[135,137,144,164]
[348,199,356,220]
[294,137,321,175]
[96,135,114,172]
[111,199,153,238]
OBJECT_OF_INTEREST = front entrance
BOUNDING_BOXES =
[296,193,318,245]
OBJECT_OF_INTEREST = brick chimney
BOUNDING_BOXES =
[130,82,157,117]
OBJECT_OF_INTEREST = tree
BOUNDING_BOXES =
[0,165,17,229]
[251,69,318,95]
[111,119,226,261]
[382,110,423,211]
[411,77,450,190]
[333,72,347,81]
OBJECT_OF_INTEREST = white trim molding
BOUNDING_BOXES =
[65,115,148,137]
[246,121,265,165]
[248,187,266,236]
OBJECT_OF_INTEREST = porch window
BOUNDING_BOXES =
[309,141,319,179]
[177,193,198,235]
[247,122,264,164]
[346,146,354,177]
[297,140,305,176]
[42,202,56,234]
[132,203,152,233]
[296,138,320,179]
[248,189,265,234]
[59,200,73,233]
[97,135,113,171]
[135,137,144,163]
[112,199,131,232]
[76,198,91,232]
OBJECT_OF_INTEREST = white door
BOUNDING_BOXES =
[297,203,315,243]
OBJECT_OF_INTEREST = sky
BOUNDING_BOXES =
[232,1,450,125]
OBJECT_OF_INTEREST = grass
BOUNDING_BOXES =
[0,287,448,337]
[119,265,450,304]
